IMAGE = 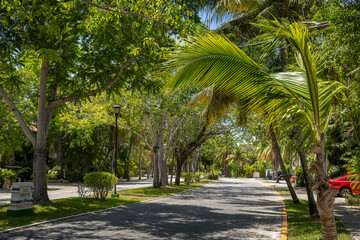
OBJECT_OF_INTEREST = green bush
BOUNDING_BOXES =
[206,171,219,180]
[194,172,201,182]
[253,160,272,177]
[48,166,61,180]
[17,167,32,181]
[244,164,255,178]
[0,168,18,186]
[84,172,118,200]
[344,193,360,206]
[182,172,195,184]
[295,167,305,187]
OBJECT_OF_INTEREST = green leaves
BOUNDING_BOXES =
[164,19,345,149]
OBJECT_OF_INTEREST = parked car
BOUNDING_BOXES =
[329,174,360,197]
[265,169,284,180]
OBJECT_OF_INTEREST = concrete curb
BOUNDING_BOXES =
[0,181,216,235]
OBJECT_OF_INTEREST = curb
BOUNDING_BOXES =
[0,181,216,235]
[261,182,288,240]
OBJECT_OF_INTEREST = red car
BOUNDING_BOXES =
[291,175,295,183]
[329,174,360,197]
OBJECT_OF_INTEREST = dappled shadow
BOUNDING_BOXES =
[1,179,283,240]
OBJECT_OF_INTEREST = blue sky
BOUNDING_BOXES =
[198,9,232,30]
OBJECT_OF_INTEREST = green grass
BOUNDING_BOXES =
[0,181,210,231]
[285,200,353,240]
[275,189,291,195]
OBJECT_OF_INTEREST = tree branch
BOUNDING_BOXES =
[47,56,137,109]
[0,85,36,146]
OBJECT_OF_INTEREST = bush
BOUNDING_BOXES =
[47,166,61,180]
[206,171,219,180]
[0,168,18,186]
[253,161,272,178]
[17,167,32,181]
[194,172,201,182]
[344,193,360,206]
[182,172,195,184]
[84,172,118,200]
[295,167,305,187]
[244,164,255,178]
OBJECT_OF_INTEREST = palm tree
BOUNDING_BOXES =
[164,20,343,240]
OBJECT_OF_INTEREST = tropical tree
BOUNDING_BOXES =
[164,19,344,239]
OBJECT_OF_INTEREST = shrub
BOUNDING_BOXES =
[295,166,305,187]
[253,161,272,178]
[48,166,61,180]
[84,172,118,200]
[244,164,255,178]
[0,168,18,186]
[17,167,32,181]
[344,193,360,206]
[194,172,201,182]
[206,171,219,180]
[182,172,195,184]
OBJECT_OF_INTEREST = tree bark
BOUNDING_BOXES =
[33,60,51,205]
[158,129,168,186]
[138,146,142,180]
[269,123,300,204]
[299,150,319,217]
[126,135,134,181]
[311,134,337,240]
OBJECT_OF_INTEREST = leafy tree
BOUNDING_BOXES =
[0,0,197,203]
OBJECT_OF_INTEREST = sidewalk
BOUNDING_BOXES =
[0,178,153,205]
[259,179,360,240]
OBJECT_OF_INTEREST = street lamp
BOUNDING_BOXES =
[111,105,121,198]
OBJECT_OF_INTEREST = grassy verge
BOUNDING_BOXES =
[0,181,210,231]
[285,199,353,240]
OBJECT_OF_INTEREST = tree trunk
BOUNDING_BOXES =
[269,123,300,204]
[311,134,337,240]
[56,135,64,179]
[33,60,51,205]
[170,148,175,186]
[138,146,142,180]
[299,150,319,217]
[126,135,134,181]
[33,145,51,204]
[175,155,185,186]
[158,131,168,186]
[152,133,161,188]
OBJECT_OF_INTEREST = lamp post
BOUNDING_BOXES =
[112,105,121,198]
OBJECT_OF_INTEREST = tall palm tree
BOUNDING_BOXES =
[163,20,343,240]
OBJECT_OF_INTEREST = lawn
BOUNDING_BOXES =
[0,181,210,231]
[285,199,353,240]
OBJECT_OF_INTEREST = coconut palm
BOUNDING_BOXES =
[164,19,343,240]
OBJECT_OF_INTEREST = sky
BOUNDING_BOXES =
[198,9,232,30]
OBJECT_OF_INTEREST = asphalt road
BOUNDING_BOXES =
[0,178,283,240]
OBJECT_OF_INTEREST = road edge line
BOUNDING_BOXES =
[260,182,288,240]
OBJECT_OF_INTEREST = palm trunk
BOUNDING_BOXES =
[158,131,168,186]
[270,123,300,204]
[299,150,319,217]
[312,134,337,239]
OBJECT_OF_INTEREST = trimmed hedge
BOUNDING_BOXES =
[84,172,118,200]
